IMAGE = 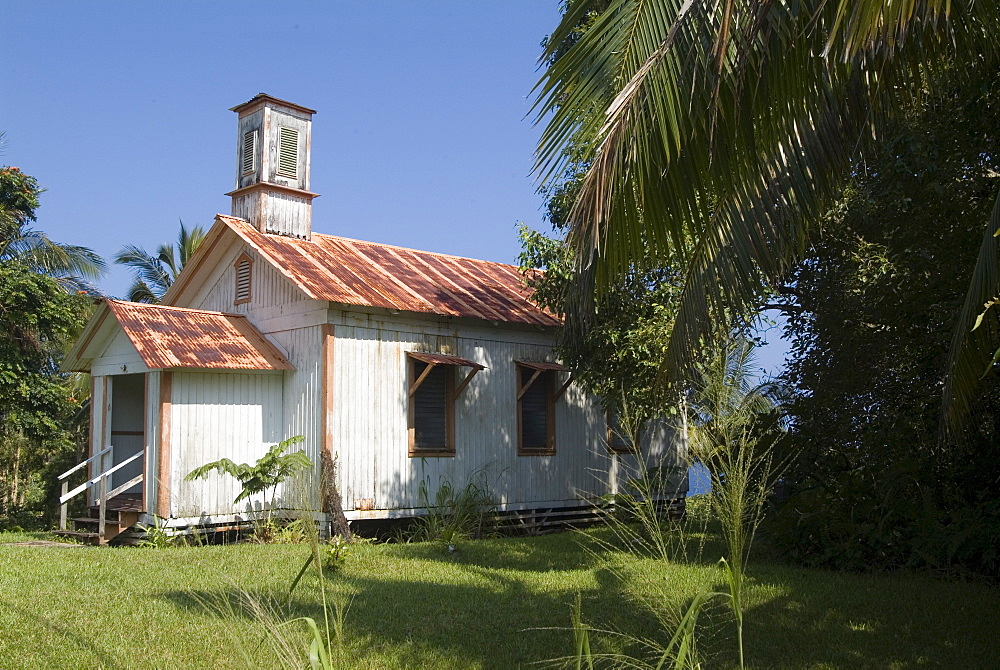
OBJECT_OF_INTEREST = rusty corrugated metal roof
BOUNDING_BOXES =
[407,352,486,370]
[515,360,569,372]
[218,215,561,327]
[106,300,293,370]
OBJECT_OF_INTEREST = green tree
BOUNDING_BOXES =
[0,163,99,523]
[0,262,91,521]
[524,2,692,435]
[519,223,683,436]
[767,61,1000,575]
[0,166,105,292]
[533,0,1000,429]
[114,220,206,303]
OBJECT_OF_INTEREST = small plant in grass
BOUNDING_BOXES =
[686,339,792,668]
[565,338,790,669]
[185,435,312,528]
[285,504,353,667]
[137,515,177,548]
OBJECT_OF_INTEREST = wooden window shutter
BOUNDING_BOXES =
[277,127,298,178]
[242,130,256,174]
[234,253,253,305]
[607,406,639,454]
[518,365,554,454]
[409,359,454,456]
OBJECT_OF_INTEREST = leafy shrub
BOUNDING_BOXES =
[409,470,498,546]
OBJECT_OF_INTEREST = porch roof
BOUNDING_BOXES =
[63,300,293,372]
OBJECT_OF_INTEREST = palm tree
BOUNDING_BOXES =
[0,163,105,292]
[114,220,206,303]
[533,1,1000,433]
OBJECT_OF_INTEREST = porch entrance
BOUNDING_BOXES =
[108,373,145,495]
[55,372,148,545]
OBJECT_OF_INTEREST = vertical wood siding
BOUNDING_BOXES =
[89,376,107,506]
[169,371,284,517]
[263,191,311,239]
[328,319,684,513]
[195,246,309,316]
[144,372,161,510]
[270,325,325,511]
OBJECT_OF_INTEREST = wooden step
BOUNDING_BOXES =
[70,517,100,526]
[88,504,142,514]
[53,530,101,546]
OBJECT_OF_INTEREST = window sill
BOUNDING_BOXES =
[408,449,455,458]
[517,448,556,457]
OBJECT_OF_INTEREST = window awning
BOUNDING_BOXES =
[516,360,572,400]
[406,352,485,398]
[515,360,569,372]
[408,352,485,370]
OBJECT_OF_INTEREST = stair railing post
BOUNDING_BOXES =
[98,475,107,545]
[60,480,69,531]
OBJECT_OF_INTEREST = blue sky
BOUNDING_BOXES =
[2,1,789,377]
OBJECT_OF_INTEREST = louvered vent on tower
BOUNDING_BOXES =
[277,127,298,178]
[229,94,316,239]
[234,253,253,305]
[242,130,257,174]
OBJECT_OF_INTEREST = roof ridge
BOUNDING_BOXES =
[215,213,525,271]
[312,232,524,271]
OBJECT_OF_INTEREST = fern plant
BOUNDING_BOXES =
[185,435,311,522]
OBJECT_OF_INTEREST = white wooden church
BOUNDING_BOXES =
[61,94,687,541]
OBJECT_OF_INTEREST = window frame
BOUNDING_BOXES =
[406,352,483,458]
[407,357,456,457]
[516,363,559,456]
[606,405,641,455]
[233,252,253,305]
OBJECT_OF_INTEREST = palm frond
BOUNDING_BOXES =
[114,244,171,301]
[534,0,1000,400]
[941,191,1000,436]
[125,279,161,304]
[2,228,106,280]
[176,220,207,272]
[114,221,206,300]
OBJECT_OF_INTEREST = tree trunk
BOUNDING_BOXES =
[10,440,21,508]
[321,449,352,540]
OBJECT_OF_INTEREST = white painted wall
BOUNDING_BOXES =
[190,240,311,318]
[168,371,284,518]
[327,309,687,514]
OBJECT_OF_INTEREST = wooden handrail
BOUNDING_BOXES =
[99,474,144,504]
[59,449,146,536]
[59,451,144,504]
[57,445,112,481]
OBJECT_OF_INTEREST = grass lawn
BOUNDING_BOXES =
[1,528,998,669]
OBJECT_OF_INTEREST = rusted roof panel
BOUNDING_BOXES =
[516,360,569,372]
[106,300,293,370]
[407,352,486,370]
[219,215,561,327]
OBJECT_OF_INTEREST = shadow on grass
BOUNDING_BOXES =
[159,536,661,669]
[0,600,126,669]
[738,566,1000,669]
[158,530,1000,669]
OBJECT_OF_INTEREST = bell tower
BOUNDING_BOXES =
[227,93,318,240]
